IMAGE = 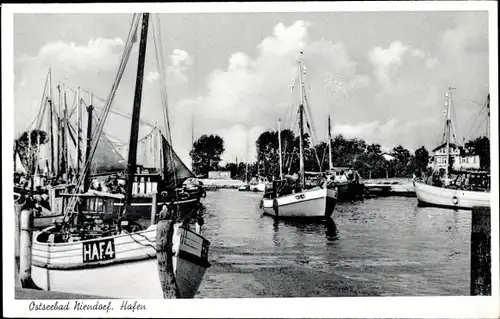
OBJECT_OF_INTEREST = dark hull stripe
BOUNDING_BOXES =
[417,199,477,211]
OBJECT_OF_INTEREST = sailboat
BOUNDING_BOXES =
[238,162,251,191]
[413,89,490,209]
[30,13,211,298]
[262,53,338,219]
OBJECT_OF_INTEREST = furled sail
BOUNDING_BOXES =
[90,133,127,175]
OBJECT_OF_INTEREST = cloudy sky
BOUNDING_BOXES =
[13,10,489,168]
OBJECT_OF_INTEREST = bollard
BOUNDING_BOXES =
[156,219,180,298]
[20,209,33,289]
[470,206,491,295]
[150,192,157,226]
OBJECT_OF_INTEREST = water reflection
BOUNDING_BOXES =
[270,217,338,244]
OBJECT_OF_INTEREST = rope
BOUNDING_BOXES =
[152,13,179,194]
[63,14,140,220]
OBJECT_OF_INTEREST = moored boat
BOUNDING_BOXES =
[413,89,490,210]
[414,171,490,209]
[29,13,211,298]
[261,52,337,219]
[31,191,210,298]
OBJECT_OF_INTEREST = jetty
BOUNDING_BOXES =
[364,178,415,197]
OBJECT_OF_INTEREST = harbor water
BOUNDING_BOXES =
[197,189,471,297]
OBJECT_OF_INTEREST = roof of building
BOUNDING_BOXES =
[431,142,460,152]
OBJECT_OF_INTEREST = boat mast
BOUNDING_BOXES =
[56,84,61,177]
[48,69,55,177]
[328,115,333,171]
[124,12,150,213]
[486,94,490,138]
[76,86,82,179]
[278,118,283,180]
[298,52,305,188]
[62,90,68,178]
[83,92,93,192]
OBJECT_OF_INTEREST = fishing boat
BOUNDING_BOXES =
[30,13,211,298]
[413,89,490,209]
[32,191,209,298]
[238,163,251,191]
[262,53,337,219]
[326,167,364,200]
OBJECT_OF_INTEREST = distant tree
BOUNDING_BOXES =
[366,143,382,155]
[190,134,225,177]
[256,129,308,179]
[391,145,412,177]
[14,129,48,175]
[465,136,490,170]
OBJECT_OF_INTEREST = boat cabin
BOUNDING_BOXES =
[61,191,125,233]
[448,171,490,191]
[327,167,361,184]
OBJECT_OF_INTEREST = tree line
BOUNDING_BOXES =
[189,131,491,180]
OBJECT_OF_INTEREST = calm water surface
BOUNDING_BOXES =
[196,189,471,297]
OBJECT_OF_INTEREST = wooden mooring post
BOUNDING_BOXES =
[156,219,180,298]
[470,206,491,296]
[15,201,22,273]
[150,192,157,226]
[19,209,34,288]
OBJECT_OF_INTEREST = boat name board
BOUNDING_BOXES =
[82,238,116,263]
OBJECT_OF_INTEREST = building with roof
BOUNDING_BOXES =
[428,143,480,171]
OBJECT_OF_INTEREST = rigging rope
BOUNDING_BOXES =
[63,13,140,219]
[152,13,180,193]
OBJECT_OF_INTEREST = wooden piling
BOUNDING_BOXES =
[15,201,22,272]
[150,192,157,226]
[19,209,33,288]
[156,219,180,298]
[470,206,491,296]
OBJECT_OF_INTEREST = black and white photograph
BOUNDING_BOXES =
[2,2,498,318]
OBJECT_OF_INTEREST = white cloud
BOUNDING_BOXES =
[146,71,160,83]
[368,41,408,94]
[169,49,192,67]
[166,49,193,85]
[368,41,429,94]
[215,124,265,163]
[334,119,399,142]
[173,20,371,163]
[35,37,124,71]
[425,57,439,68]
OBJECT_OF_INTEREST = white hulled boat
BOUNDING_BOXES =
[414,171,490,209]
[262,52,337,219]
[32,191,210,298]
[414,89,490,209]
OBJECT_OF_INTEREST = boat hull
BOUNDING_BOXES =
[263,188,337,219]
[31,224,210,298]
[249,183,266,192]
[336,182,365,201]
[413,180,490,210]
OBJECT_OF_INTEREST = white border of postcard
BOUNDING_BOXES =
[2,1,498,318]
